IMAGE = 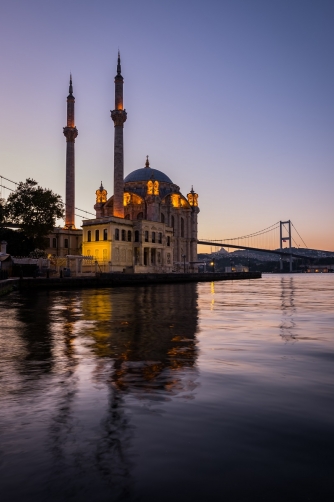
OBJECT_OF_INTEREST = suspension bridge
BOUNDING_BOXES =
[198,220,324,272]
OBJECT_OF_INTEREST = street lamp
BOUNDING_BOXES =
[210,258,215,273]
[182,254,186,273]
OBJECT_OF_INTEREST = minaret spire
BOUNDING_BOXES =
[111,51,127,218]
[68,73,73,96]
[63,74,78,229]
[117,50,121,75]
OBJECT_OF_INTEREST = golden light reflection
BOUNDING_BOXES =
[210,282,215,310]
[78,285,199,395]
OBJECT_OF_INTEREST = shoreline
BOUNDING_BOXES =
[1,271,261,293]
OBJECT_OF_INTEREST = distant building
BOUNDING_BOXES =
[45,227,82,258]
[305,265,334,273]
[225,265,249,273]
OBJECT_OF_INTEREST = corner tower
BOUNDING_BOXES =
[63,74,78,228]
[111,52,127,218]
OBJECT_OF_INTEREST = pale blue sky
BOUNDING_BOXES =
[0,0,333,250]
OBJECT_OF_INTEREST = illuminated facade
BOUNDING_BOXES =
[82,55,199,273]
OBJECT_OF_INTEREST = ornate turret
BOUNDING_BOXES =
[95,182,108,218]
[63,74,78,229]
[187,186,198,207]
[111,52,127,218]
[96,182,107,204]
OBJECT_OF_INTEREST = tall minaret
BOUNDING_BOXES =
[63,74,78,229]
[111,52,127,218]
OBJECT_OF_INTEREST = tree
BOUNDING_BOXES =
[6,178,64,249]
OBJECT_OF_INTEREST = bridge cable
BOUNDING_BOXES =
[201,222,280,245]
[291,222,308,249]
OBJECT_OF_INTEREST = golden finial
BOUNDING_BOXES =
[145,155,150,168]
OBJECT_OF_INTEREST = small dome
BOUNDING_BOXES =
[124,167,173,184]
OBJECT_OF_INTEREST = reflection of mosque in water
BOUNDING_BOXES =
[1,285,199,499]
[81,283,199,394]
[279,277,297,342]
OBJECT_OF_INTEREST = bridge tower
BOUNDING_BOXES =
[63,74,78,229]
[111,51,127,218]
[280,220,292,272]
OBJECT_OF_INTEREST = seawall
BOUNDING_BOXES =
[17,272,261,290]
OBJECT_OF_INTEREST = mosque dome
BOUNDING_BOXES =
[124,156,173,184]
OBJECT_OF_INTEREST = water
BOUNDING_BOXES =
[0,275,334,501]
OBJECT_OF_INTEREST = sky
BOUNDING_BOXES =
[0,0,333,251]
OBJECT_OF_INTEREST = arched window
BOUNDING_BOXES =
[115,229,119,240]
[181,218,184,238]
[137,212,143,220]
[147,180,153,195]
[135,231,139,242]
[103,229,108,240]
[127,230,132,242]
[161,213,165,223]
[121,229,126,241]
[95,230,100,241]
[167,236,171,247]
[87,231,91,242]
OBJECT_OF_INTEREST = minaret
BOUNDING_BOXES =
[63,74,78,229]
[111,52,127,218]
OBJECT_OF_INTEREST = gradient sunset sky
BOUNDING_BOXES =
[0,0,333,251]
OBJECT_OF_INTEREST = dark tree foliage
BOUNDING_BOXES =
[0,228,35,256]
[5,178,64,249]
[0,197,5,227]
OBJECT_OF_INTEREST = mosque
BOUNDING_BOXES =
[48,54,200,273]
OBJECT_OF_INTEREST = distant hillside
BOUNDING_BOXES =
[198,247,334,262]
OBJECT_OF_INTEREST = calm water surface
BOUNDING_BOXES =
[0,275,333,501]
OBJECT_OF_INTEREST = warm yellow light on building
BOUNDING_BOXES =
[123,192,131,206]
[96,184,108,204]
[153,181,159,195]
[147,181,153,195]
[187,190,198,207]
[171,194,180,207]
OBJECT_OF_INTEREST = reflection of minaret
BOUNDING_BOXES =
[63,74,78,229]
[111,52,127,218]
